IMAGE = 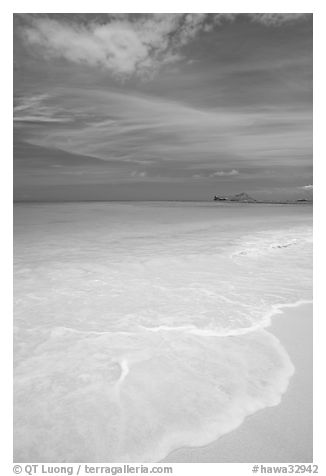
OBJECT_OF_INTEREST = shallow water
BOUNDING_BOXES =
[13,202,312,462]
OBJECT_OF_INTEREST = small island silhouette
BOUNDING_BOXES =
[213,192,312,204]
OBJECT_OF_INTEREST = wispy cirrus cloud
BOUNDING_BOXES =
[14,116,73,123]
[14,94,73,123]
[16,87,311,182]
[17,13,311,80]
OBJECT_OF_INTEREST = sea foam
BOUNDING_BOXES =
[14,324,294,462]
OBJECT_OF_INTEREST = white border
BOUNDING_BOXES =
[4,2,323,475]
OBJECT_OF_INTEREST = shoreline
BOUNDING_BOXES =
[163,302,313,463]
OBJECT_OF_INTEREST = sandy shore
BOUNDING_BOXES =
[163,303,313,463]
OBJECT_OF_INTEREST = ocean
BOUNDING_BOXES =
[13,202,313,462]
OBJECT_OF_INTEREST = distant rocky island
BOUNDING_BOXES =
[213,192,256,203]
[213,192,312,204]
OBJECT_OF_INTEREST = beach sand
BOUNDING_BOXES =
[163,303,313,463]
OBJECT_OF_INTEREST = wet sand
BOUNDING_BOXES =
[163,303,313,463]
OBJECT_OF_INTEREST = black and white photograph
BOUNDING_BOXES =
[12,7,315,471]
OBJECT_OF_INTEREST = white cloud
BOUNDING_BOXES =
[248,13,311,26]
[131,171,147,178]
[301,184,313,190]
[19,13,311,80]
[19,14,191,79]
[210,169,239,177]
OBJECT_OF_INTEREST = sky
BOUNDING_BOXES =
[13,13,313,201]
